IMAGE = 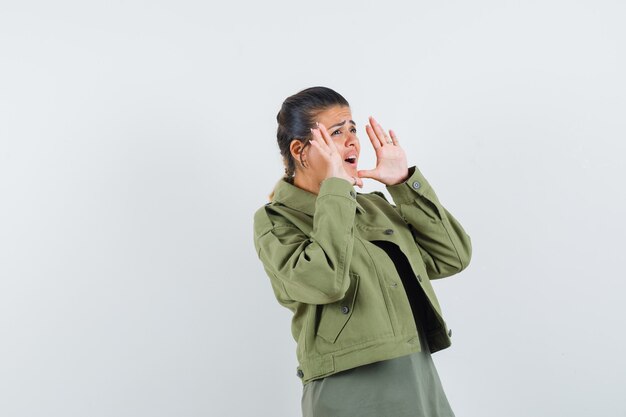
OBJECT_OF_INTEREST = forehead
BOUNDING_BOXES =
[316,105,352,124]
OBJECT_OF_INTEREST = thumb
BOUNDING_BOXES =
[357,169,378,179]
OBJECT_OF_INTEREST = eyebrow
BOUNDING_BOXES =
[328,120,356,130]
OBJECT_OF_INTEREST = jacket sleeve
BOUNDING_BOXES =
[253,177,358,305]
[384,165,472,279]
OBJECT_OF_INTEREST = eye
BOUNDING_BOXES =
[331,129,341,136]
[350,127,357,133]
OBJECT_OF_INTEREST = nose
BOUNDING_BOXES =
[345,130,358,148]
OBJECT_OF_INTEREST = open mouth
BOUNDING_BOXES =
[344,155,357,166]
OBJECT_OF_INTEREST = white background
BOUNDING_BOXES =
[1,1,625,416]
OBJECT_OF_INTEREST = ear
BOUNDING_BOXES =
[289,139,306,161]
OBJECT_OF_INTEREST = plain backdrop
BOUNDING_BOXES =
[1,1,625,416]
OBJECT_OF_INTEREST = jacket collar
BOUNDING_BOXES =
[271,178,365,216]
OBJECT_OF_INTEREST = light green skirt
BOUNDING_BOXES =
[301,319,455,417]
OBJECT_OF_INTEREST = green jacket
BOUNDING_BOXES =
[253,165,472,384]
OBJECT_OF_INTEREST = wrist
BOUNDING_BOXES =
[327,169,353,184]
[387,168,410,186]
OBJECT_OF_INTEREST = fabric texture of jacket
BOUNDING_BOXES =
[253,165,472,384]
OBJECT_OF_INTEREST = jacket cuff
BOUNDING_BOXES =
[385,165,433,204]
[318,177,357,201]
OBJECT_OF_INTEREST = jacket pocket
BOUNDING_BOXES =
[316,273,360,344]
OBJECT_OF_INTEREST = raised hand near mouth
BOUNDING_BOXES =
[357,116,410,186]
[310,122,364,188]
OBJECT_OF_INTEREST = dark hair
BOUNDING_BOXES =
[275,86,350,185]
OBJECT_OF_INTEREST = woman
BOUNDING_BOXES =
[253,86,472,417]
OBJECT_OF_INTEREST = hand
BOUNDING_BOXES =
[357,116,409,186]
[310,122,364,188]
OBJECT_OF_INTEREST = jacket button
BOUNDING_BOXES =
[416,274,422,283]
[341,305,350,314]
[448,329,452,337]
[296,369,304,378]
[383,229,394,235]
[412,181,421,190]
[349,190,356,198]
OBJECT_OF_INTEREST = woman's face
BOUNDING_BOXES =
[298,105,361,181]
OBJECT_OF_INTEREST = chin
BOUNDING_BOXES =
[344,163,358,175]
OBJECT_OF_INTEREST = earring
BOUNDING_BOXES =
[298,153,308,168]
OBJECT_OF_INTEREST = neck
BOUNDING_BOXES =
[293,173,320,195]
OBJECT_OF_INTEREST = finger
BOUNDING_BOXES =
[308,137,321,152]
[317,122,336,150]
[354,177,364,188]
[369,116,390,145]
[310,128,330,153]
[308,137,330,161]
[367,117,385,147]
[389,129,399,145]
[365,124,382,150]
[357,168,378,179]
